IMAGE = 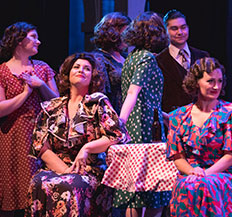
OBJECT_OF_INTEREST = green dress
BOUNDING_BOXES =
[113,49,171,209]
[122,48,165,143]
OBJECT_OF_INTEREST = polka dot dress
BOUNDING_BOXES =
[113,49,170,209]
[0,60,55,211]
[121,49,165,143]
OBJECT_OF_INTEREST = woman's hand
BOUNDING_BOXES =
[21,72,44,88]
[71,147,89,174]
[185,166,206,183]
[23,83,33,96]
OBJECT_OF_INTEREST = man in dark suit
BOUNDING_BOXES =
[156,9,209,113]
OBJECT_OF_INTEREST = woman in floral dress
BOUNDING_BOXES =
[0,22,59,217]
[24,52,130,217]
[167,57,232,216]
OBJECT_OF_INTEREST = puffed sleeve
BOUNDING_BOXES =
[166,112,185,161]
[131,52,159,87]
[29,109,51,159]
[222,113,232,151]
[97,94,131,144]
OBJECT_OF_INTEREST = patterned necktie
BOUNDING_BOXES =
[179,49,190,70]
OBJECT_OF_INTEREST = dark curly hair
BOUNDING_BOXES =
[91,12,131,52]
[183,57,226,98]
[57,52,105,97]
[0,22,36,61]
[121,11,169,53]
[163,9,186,27]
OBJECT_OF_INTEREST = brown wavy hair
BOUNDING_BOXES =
[57,52,105,97]
[183,57,226,98]
[0,22,36,62]
[122,11,169,53]
[91,12,131,52]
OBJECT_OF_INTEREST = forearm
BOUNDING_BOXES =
[41,149,69,173]
[83,136,113,154]
[120,84,141,123]
[174,157,194,175]
[120,94,136,123]
[205,153,232,175]
[39,81,59,100]
[0,91,29,117]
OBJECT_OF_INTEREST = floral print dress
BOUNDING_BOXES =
[24,92,130,217]
[167,100,232,216]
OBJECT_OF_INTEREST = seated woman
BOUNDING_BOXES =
[167,57,232,216]
[24,52,130,217]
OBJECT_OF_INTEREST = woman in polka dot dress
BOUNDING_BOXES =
[0,22,59,217]
[116,12,170,217]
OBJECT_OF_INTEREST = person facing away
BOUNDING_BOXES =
[156,9,210,113]
[91,12,131,115]
[24,52,130,217]
[167,57,232,216]
[0,21,59,217]
[115,11,170,217]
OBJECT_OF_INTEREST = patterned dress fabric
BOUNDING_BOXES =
[0,60,55,211]
[113,49,170,209]
[93,49,124,115]
[121,48,165,143]
[167,100,232,217]
[24,93,130,217]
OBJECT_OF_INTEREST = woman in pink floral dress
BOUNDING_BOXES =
[0,22,59,217]
[24,52,130,217]
[167,57,232,216]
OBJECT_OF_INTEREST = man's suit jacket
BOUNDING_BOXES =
[156,46,209,113]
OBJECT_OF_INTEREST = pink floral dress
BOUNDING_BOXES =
[167,100,232,216]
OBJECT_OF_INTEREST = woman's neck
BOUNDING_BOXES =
[6,56,32,75]
[69,86,88,102]
[8,56,30,66]
[110,50,125,64]
[101,49,125,64]
[195,99,218,113]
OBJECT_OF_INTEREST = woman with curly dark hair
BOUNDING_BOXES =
[116,11,169,217]
[0,22,59,217]
[167,57,232,216]
[91,12,131,115]
[24,52,130,217]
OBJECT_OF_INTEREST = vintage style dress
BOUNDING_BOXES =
[24,93,130,217]
[113,49,171,209]
[0,60,55,211]
[93,49,124,115]
[167,100,232,216]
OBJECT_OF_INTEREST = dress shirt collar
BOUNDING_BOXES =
[169,43,191,60]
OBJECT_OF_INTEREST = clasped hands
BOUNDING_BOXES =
[21,71,44,89]
[185,166,206,183]
[62,148,89,175]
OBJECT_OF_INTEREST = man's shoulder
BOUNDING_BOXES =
[156,47,170,60]
[189,46,210,57]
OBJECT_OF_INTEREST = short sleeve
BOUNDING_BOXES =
[97,96,131,144]
[42,62,55,82]
[33,60,55,83]
[131,53,157,87]
[166,115,185,160]
[0,65,7,88]
[222,113,232,151]
[29,109,51,159]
